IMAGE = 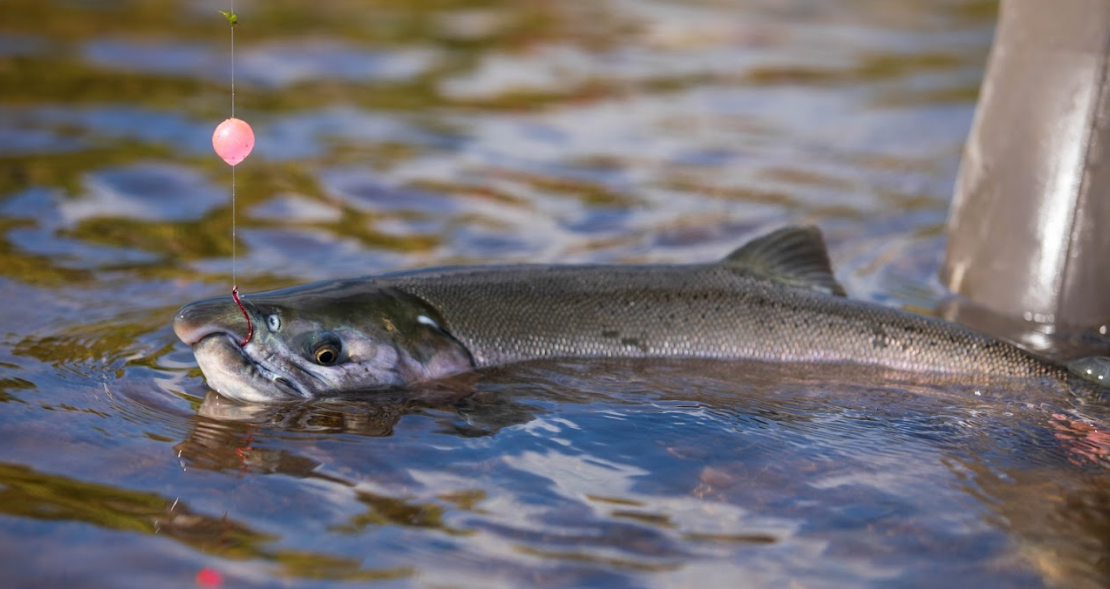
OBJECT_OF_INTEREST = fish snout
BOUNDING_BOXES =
[174,296,252,346]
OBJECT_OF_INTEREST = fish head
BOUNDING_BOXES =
[173,280,473,402]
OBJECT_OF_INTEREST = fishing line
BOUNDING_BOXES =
[226,0,253,347]
[231,0,236,288]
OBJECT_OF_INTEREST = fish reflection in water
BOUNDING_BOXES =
[189,381,539,444]
[174,358,1110,588]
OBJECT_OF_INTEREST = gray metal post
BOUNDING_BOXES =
[942,0,1110,340]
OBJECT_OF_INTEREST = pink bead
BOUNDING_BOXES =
[195,568,223,588]
[212,118,255,166]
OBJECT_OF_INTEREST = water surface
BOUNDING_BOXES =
[2,0,1108,587]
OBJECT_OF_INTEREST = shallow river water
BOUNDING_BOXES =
[2,0,1109,587]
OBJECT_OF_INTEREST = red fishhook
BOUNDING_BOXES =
[231,286,253,347]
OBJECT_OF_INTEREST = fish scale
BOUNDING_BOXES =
[388,263,1060,381]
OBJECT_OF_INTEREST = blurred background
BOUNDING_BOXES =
[1,0,995,292]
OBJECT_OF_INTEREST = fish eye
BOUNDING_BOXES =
[313,342,341,366]
[303,332,344,366]
[267,314,281,332]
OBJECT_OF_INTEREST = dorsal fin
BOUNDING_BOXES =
[722,225,846,296]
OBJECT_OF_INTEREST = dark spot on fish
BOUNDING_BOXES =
[870,325,890,350]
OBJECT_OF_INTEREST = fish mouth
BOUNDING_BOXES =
[192,333,308,402]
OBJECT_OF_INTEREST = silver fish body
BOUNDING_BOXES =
[174,226,1074,402]
[391,263,1056,377]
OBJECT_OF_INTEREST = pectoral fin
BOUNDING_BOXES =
[723,225,846,296]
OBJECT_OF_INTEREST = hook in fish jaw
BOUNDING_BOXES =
[232,286,253,347]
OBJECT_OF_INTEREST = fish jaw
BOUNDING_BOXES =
[174,285,479,401]
[175,296,308,402]
[173,295,252,347]
[192,334,309,402]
